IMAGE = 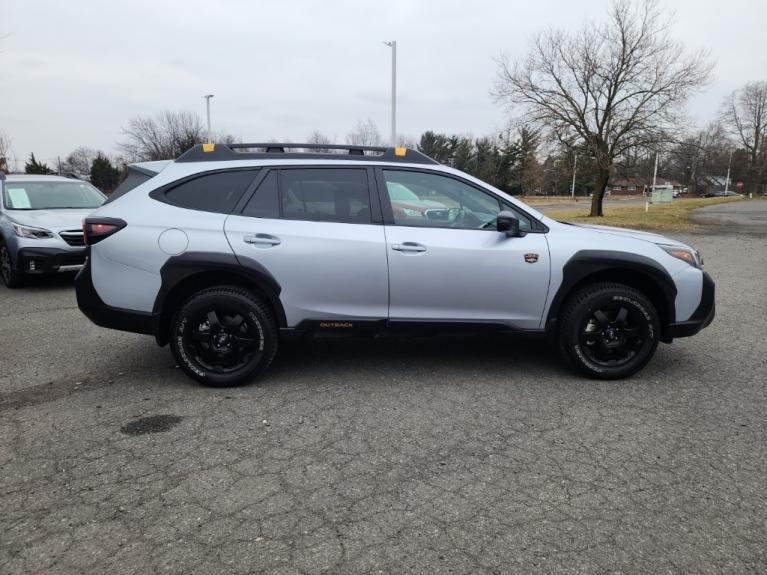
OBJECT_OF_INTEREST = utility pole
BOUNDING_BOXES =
[571,154,578,198]
[724,150,732,192]
[651,152,659,198]
[383,41,397,146]
[203,94,214,143]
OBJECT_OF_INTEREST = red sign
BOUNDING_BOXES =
[736,181,744,189]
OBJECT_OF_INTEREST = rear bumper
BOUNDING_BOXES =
[668,271,715,338]
[16,247,86,274]
[75,254,157,336]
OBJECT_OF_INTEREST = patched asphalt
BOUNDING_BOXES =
[1,202,765,574]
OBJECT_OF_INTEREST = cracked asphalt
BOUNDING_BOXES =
[1,206,766,574]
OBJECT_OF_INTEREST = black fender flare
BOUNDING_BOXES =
[545,250,677,339]
[153,251,287,345]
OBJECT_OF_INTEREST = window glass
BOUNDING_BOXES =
[3,181,105,210]
[383,170,531,231]
[242,171,279,218]
[281,169,370,223]
[164,170,257,213]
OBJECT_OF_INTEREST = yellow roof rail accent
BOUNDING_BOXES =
[202,143,215,153]
[394,147,407,157]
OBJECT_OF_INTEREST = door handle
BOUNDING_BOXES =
[243,234,281,247]
[391,242,426,253]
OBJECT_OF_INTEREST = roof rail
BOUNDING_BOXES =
[175,143,438,165]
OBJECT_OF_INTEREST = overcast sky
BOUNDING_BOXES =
[2,0,765,166]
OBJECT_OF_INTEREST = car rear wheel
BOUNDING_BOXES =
[170,286,278,387]
[558,283,660,380]
[0,243,22,288]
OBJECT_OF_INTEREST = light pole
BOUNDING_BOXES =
[570,154,578,198]
[724,150,732,192]
[383,41,397,146]
[203,94,214,143]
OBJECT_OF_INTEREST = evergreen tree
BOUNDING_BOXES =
[24,153,54,175]
[90,153,121,192]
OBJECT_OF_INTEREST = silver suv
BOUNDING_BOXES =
[75,143,714,386]
[0,174,106,287]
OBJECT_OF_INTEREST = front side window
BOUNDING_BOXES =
[3,181,105,210]
[281,169,370,223]
[382,170,531,231]
[163,170,258,214]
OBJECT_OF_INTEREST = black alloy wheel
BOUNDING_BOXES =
[170,286,278,387]
[559,283,660,379]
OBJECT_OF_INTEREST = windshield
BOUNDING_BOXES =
[3,181,106,210]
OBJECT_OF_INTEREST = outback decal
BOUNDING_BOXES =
[319,321,354,329]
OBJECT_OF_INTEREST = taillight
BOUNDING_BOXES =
[83,218,127,246]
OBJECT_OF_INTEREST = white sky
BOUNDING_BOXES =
[2,0,765,165]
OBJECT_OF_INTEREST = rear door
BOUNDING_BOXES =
[224,167,389,327]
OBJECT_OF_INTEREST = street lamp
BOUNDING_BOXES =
[203,94,214,143]
[724,150,733,192]
[383,41,397,146]
[571,154,578,198]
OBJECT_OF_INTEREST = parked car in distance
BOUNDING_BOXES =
[0,173,106,287]
[75,143,715,386]
[703,190,742,198]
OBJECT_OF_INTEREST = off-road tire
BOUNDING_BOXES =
[169,286,278,387]
[558,282,660,380]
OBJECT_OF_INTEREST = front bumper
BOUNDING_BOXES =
[668,271,715,338]
[16,247,87,275]
[75,254,157,336]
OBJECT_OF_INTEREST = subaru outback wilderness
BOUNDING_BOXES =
[75,143,714,386]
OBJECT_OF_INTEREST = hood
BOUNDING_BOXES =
[565,222,688,247]
[8,208,96,231]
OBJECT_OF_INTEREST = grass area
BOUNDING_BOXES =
[523,195,643,205]
[549,197,745,231]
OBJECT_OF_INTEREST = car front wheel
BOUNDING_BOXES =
[170,286,278,387]
[0,242,22,288]
[558,283,660,380]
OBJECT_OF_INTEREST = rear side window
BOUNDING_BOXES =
[163,170,258,213]
[242,171,280,218]
[281,168,370,223]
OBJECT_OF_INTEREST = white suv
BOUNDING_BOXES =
[75,143,714,386]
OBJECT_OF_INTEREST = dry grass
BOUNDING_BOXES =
[523,195,644,205]
[549,197,745,231]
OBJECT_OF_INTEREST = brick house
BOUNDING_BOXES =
[608,177,684,196]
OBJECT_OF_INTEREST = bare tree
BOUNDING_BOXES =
[0,130,12,173]
[721,81,767,194]
[63,147,98,175]
[346,119,383,147]
[117,110,207,161]
[493,0,711,215]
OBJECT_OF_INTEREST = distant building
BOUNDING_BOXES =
[608,177,684,196]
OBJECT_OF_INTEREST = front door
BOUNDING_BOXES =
[379,168,551,330]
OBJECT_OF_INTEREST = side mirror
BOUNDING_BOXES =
[496,210,525,237]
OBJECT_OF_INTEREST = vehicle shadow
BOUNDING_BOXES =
[261,333,566,384]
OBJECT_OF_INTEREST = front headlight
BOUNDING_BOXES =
[11,222,54,239]
[660,245,703,268]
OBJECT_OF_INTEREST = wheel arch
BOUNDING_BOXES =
[153,252,286,346]
[546,250,677,343]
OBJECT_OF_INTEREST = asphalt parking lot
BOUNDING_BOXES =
[1,205,766,574]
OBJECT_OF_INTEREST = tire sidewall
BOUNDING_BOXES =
[562,288,660,379]
[0,243,19,288]
[171,290,276,387]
